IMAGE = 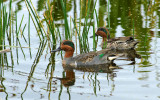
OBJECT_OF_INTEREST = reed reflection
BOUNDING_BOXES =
[44,0,72,21]
[108,0,159,67]
[0,77,8,99]
[0,85,4,92]
[98,0,107,27]
[54,61,120,97]
[1,0,160,99]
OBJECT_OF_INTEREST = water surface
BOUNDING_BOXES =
[0,0,160,100]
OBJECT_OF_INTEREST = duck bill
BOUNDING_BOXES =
[90,33,98,38]
[51,47,62,52]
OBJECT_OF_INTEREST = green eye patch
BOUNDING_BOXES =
[63,41,75,50]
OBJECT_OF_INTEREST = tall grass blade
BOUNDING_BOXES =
[93,20,96,51]
[21,24,27,43]
[94,9,99,27]
[25,0,44,39]
[71,18,83,52]
[16,14,26,59]
[107,0,110,31]
[0,3,2,48]
[24,0,42,41]
[81,0,92,53]
[60,0,70,40]
[28,13,32,58]
[15,9,19,64]
[133,18,134,40]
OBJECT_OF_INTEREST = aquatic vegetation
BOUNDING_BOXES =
[0,0,160,99]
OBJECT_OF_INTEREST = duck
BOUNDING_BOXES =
[90,27,139,50]
[51,40,123,67]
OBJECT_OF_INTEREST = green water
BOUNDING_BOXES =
[0,0,160,100]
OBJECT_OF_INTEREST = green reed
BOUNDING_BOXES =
[79,0,82,49]
[0,2,8,67]
[107,0,110,31]
[15,11,27,63]
[93,9,96,51]
[72,18,82,49]
[60,0,70,40]
[24,1,41,41]
[132,18,135,40]
[1,0,101,70]
[25,0,45,40]
[0,3,9,69]
[94,9,99,28]
[15,10,19,64]
[1,4,7,43]
[44,6,55,41]
[28,13,32,58]
[0,0,31,67]
[81,0,92,53]
[0,2,3,47]
[73,0,90,53]
[23,0,99,55]
[92,7,99,51]
[72,0,98,53]
[24,0,63,60]
[17,14,26,60]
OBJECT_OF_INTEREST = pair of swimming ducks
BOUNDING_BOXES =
[52,27,139,67]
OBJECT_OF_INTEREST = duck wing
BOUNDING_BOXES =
[72,49,123,65]
[72,51,98,63]
[103,36,138,50]
[108,36,133,42]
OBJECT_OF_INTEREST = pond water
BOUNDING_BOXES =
[1,0,160,100]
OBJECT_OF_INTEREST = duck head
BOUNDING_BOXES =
[52,40,75,58]
[90,27,110,41]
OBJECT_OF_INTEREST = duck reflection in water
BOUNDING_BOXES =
[54,68,75,87]
[54,62,120,87]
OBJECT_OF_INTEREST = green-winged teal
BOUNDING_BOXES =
[90,27,139,50]
[52,40,123,67]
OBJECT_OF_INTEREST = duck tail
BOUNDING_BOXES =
[131,41,139,48]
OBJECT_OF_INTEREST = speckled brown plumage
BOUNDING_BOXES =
[91,27,139,50]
